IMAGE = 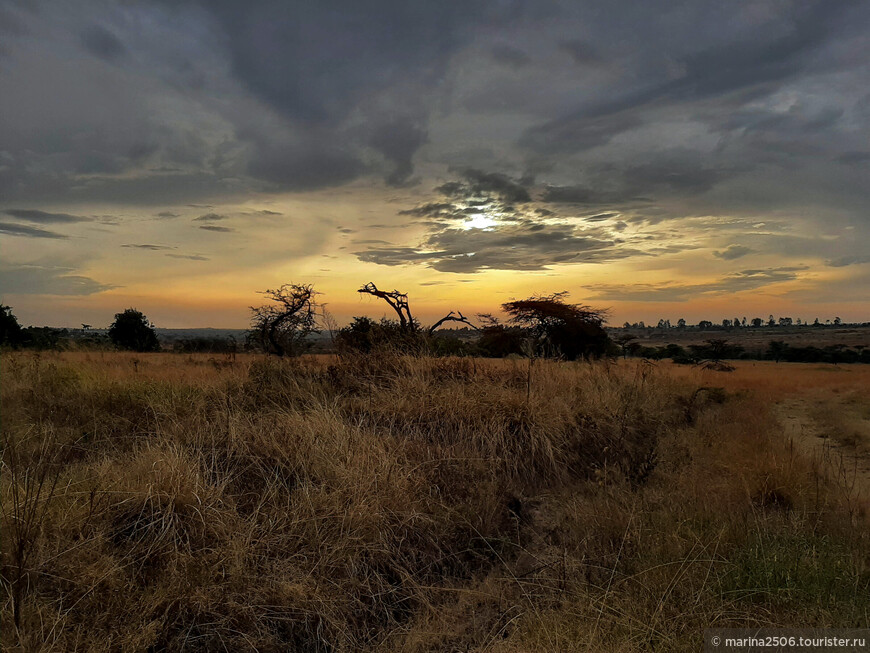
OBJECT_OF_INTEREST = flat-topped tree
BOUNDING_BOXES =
[502,292,609,360]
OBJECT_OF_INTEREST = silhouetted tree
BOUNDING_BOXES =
[358,282,417,332]
[698,320,713,330]
[751,317,763,328]
[677,318,686,328]
[476,314,527,358]
[1,304,23,346]
[358,281,475,336]
[109,308,159,352]
[614,333,637,359]
[501,292,609,360]
[249,284,319,356]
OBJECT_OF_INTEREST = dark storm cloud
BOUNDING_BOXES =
[0,263,113,295]
[201,1,489,124]
[4,209,91,223]
[522,2,860,155]
[368,116,428,187]
[1,0,868,281]
[0,222,68,239]
[440,168,532,204]
[80,24,126,61]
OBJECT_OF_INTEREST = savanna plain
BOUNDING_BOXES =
[2,351,869,651]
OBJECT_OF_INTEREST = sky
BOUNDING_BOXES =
[1,0,869,328]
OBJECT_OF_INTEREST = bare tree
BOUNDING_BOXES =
[358,282,416,332]
[428,311,478,335]
[250,283,319,356]
[358,282,476,335]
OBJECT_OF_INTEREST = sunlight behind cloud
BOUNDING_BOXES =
[463,213,498,230]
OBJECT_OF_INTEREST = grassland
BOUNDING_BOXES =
[2,352,868,651]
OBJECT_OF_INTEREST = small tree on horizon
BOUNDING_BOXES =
[249,283,319,357]
[109,308,159,352]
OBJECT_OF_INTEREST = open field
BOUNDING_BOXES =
[2,352,869,651]
[613,325,870,354]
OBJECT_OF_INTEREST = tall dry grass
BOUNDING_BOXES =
[1,351,868,651]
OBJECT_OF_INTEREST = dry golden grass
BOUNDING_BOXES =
[2,351,868,651]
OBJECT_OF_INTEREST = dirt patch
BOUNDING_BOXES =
[775,397,870,500]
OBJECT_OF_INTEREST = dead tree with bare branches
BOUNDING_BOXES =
[358,282,478,337]
[428,311,478,335]
[358,282,417,332]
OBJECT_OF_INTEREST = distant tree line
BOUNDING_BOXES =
[621,315,854,330]
[3,293,867,364]
[621,338,870,365]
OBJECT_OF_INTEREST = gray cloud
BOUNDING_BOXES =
[490,44,531,69]
[167,253,209,261]
[439,168,532,204]
[0,222,68,238]
[713,245,754,260]
[0,0,867,288]
[357,221,638,273]
[588,267,808,302]
[826,255,870,267]
[560,40,602,66]
[4,209,91,223]
[0,262,113,295]
[194,213,227,221]
[122,243,174,250]
[80,24,126,61]
[368,116,428,187]
[198,225,234,232]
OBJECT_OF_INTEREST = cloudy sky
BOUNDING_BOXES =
[1,0,868,328]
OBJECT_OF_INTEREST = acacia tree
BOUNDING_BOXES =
[501,292,609,360]
[250,283,319,356]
